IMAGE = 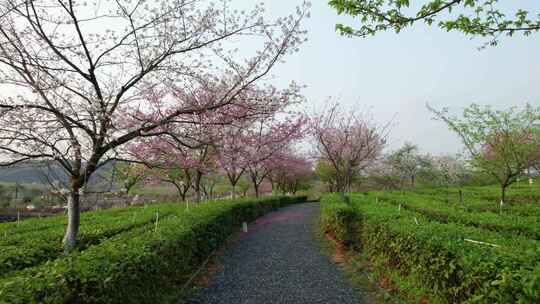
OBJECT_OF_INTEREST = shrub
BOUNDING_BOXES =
[319,194,357,244]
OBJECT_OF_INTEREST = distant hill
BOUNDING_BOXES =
[0,161,117,191]
[0,163,67,184]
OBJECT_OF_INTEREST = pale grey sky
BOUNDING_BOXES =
[249,1,540,155]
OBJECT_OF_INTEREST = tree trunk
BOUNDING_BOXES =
[269,178,275,194]
[194,171,203,203]
[501,185,507,206]
[179,187,188,202]
[62,189,81,254]
[254,183,260,198]
[249,171,260,198]
[195,187,201,203]
[231,183,236,199]
[180,191,186,202]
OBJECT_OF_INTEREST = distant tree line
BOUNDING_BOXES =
[314,103,540,206]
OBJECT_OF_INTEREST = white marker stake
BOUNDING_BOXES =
[464,238,499,248]
[414,217,419,225]
[375,197,378,204]
[154,212,159,233]
[398,204,401,213]
[242,222,248,233]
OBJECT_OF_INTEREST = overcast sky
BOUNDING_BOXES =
[246,1,540,155]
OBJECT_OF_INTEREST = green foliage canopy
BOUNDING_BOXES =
[430,103,540,202]
[329,0,540,46]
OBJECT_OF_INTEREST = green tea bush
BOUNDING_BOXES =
[320,191,540,303]
[0,196,306,303]
[0,204,181,276]
[375,192,540,239]
[319,194,357,244]
[406,184,540,216]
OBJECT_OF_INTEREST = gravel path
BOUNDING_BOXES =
[187,202,362,304]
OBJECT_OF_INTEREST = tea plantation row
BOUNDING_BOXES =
[0,196,307,303]
[320,184,540,303]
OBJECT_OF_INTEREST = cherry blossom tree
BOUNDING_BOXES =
[126,81,303,201]
[270,150,313,194]
[312,104,388,194]
[113,162,147,195]
[0,0,309,252]
[126,119,216,204]
[388,143,431,188]
[315,159,340,192]
[245,116,308,197]
[216,126,250,198]
[427,154,472,187]
[126,134,193,201]
[190,145,217,203]
[154,166,194,202]
[214,84,306,198]
[361,156,401,190]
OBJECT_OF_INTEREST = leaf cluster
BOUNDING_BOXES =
[329,0,540,46]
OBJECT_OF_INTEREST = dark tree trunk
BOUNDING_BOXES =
[193,171,203,203]
[269,178,275,194]
[249,171,261,198]
[501,185,507,206]
[254,183,260,198]
[172,183,188,202]
[180,191,187,202]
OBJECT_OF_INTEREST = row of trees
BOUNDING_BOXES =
[118,87,313,201]
[316,143,474,192]
[116,144,313,202]
[313,103,540,206]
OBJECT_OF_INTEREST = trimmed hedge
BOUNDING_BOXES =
[0,207,136,237]
[0,195,307,304]
[320,193,540,303]
[320,194,357,245]
[406,186,540,217]
[0,204,181,277]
